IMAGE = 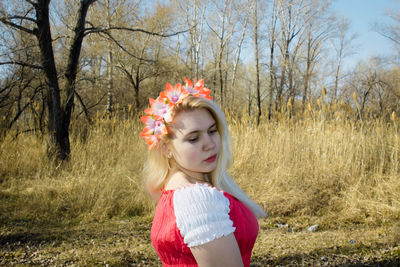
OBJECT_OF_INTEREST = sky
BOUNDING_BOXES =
[332,0,400,70]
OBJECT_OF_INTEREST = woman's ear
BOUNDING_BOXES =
[161,144,172,158]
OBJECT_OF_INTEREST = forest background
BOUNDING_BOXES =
[1,0,400,265]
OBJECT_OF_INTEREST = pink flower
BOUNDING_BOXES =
[140,128,160,150]
[160,83,189,105]
[184,78,213,99]
[140,115,167,136]
[145,97,172,118]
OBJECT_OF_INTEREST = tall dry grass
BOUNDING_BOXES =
[0,115,154,222]
[228,109,400,228]
[1,106,399,228]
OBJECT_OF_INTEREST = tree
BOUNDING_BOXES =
[172,0,207,80]
[346,58,386,120]
[87,0,137,115]
[266,0,279,119]
[1,0,98,160]
[301,0,333,107]
[375,6,400,53]
[275,0,306,111]
[115,2,176,111]
[0,67,44,137]
[251,0,262,125]
[206,0,237,107]
[230,0,249,110]
[0,0,185,161]
[331,16,357,100]
[0,21,46,137]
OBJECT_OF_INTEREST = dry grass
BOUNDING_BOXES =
[0,216,160,266]
[228,112,400,228]
[1,107,400,265]
[0,216,398,266]
[0,117,154,223]
[1,109,400,226]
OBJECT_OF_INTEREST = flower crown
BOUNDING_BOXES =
[140,78,213,150]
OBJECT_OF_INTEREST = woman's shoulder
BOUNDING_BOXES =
[172,183,229,213]
[172,183,235,248]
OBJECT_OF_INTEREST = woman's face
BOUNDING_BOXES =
[167,108,221,174]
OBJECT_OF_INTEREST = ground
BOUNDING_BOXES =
[1,215,399,266]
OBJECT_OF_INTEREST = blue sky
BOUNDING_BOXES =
[332,0,400,70]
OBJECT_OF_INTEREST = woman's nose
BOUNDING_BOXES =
[203,134,216,150]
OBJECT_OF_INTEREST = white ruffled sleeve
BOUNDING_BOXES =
[173,184,236,247]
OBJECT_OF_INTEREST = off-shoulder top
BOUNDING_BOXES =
[151,183,259,267]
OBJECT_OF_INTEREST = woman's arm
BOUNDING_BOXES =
[173,184,243,266]
[190,233,244,267]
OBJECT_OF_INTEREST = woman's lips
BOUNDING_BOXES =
[204,154,217,163]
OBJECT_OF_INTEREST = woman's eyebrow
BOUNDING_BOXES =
[184,122,217,136]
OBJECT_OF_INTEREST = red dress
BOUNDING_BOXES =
[151,183,259,267]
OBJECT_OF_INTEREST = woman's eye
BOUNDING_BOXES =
[188,137,198,143]
[209,129,217,134]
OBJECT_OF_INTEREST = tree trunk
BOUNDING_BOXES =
[302,29,312,109]
[105,0,113,119]
[35,0,68,160]
[268,0,278,120]
[268,43,275,118]
[253,0,261,125]
[36,0,96,161]
[231,14,248,110]
[135,66,140,110]
[106,50,113,119]
[218,48,224,107]
[334,56,342,100]
[277,52,287,112]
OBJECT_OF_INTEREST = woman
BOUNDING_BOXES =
[141,78,267,267]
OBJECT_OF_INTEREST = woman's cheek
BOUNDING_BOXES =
[187,148,199,163]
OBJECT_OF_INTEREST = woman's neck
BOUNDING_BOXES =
[167,160,210,185]
[178,167,209,184]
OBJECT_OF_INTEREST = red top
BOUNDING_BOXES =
[151,184,259,267]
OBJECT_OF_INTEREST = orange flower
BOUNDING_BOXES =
[160,83,189,105]
[184,77,213,100]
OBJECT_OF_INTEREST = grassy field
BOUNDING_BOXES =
[1,108,400,266]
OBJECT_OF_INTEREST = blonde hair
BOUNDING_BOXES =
[142,96,266,218]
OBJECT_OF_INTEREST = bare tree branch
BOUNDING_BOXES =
[6,81,42,131]
[0,43,39,58]
[377,31,400,46]
[25,0,38,9]
[80,91,108,114]
[4,15,37,24]
[84,25,189,38]
[97,31,155,62]
[74,90,92,124]
[0,18,37,35]
[0,61,43,69]
[206,20,219,39]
